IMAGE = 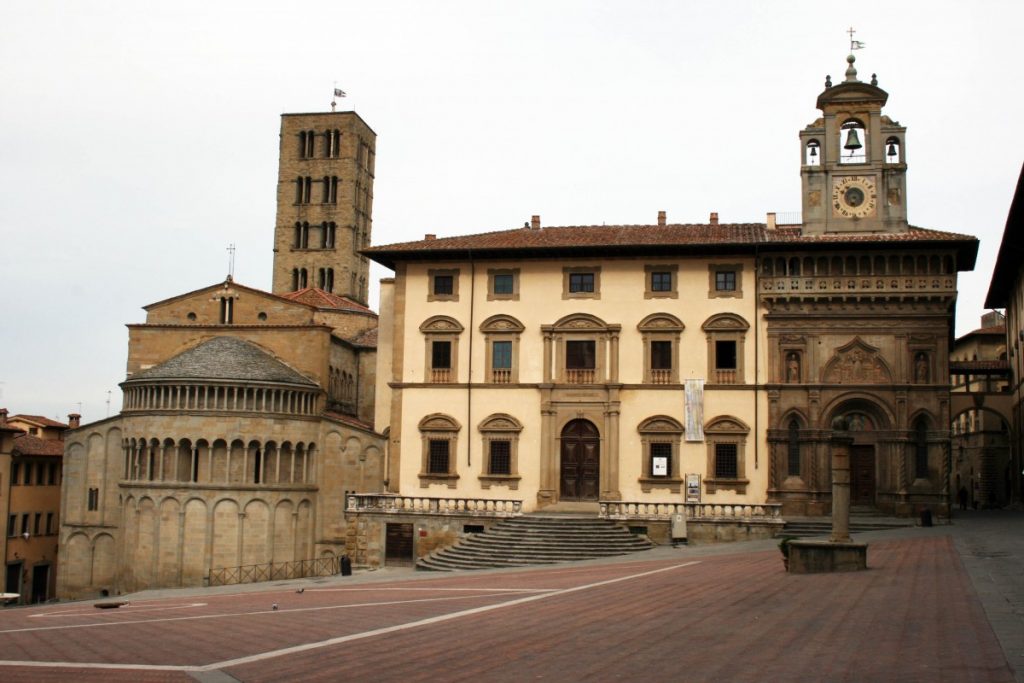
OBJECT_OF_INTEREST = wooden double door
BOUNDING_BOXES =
[560,419,600,501]
[851,445,876,505]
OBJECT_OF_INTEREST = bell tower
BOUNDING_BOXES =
[271,111,376,304]
[799,53,908,234]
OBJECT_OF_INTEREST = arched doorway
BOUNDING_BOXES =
[560,419,600,501]
[826,399,892,507]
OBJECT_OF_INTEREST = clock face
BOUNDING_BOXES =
[832,176,877,218]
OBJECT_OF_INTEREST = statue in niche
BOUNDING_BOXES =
[786,353,800,383]
[915,353,929,383]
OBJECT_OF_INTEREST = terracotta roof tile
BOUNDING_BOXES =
[365,223,978,268]
[9,415,68,429]
[13,433,64,456]
[349,328,378,348]
[282,287,375,314]
[322,410,376,433]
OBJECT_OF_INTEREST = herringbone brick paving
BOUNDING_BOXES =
[0,534,1014,682]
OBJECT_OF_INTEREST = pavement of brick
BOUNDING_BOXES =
[0,515,1019,682]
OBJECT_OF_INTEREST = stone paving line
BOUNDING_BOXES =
[0,513,1020,682]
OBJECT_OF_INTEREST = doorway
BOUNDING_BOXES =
[560,419,600,501]
[5,561,22,598]
[851,445,876,505]
[385,523,414,566]
[31,564,49,603]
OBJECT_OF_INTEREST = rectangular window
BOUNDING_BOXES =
[6,515,15,538]
[651,341,673,370]
[48,463,58,486]
[650,442,672,477]
[492,273,514,295]
[46,512,54,535]
[21,513,29,535]
[489,440,511,475]
[433,275,454,296]
[36,464,45,485]
[492,341,512,369]
[568,272,595,293]
[715,340,737,370]
[651,271,672,292]
[87,488,99,512]
[11,462,19,486]
[23,463,33,486]
[431,341,452,370]
[33,513,41,536]
[427,440,450,474]
[715,443,739,479]
[566,341,596,369]
[715,271,737,291]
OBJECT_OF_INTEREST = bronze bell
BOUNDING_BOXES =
[844,128,862,151]
[887,142,897,158]
[809,145,818,157]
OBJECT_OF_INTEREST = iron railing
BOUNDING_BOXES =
[208,556,341,586]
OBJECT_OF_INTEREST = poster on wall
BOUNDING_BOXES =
[684,379,705,441]
[652,456,669,476]
[686,473,701,503]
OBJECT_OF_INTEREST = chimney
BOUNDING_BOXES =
[709,212,719,226]
[68,413,81,429]
[531,215,541,230]
[0,408,7,426]
[766,212,777,230]
[424,233,436,241]
[657,210,666,227]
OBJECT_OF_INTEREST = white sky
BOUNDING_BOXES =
[1,0,1021,423]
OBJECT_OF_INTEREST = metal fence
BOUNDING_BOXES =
[208,556,341,587]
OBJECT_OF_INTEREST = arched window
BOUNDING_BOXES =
[805,139,820,166]
[480,314,525,384]
[418,414,460,486]
[702,313,750,385]
[638,313,685,385]
[421,316,464,383]
[787,419,801,477]
[914,418,929,479]
[839,119,866,164]
[885,136,901,164]
[705,416,750,493]
[478,414,523,487]
[326,268,334,293]
[638,416,685,492]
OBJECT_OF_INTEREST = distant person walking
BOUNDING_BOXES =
[958,486,968,511]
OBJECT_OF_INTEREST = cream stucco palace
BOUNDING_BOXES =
[363,53,977,543]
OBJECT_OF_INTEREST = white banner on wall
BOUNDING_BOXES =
[684,378,704,442]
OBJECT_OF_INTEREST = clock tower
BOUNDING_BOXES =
[799,53,908,234]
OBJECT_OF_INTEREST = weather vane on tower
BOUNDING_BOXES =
[848,27,865,52]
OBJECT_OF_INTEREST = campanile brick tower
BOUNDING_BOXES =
[271,111,376,304]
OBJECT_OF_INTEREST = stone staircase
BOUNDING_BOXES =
[416,515,655,571]
[782,508,914,538]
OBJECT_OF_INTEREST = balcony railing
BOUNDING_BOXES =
[347,493,522,517]
[565,368,596,384]
[430,368,453,383]
[760,274,957,298]
[208,556,341,586]
[600,501,783,522]
[650,369,673,384]
[714,369,738,384]
[491,369,512,384]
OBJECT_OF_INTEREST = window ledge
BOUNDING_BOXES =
[638,476,683,493]
[418,473,460,489]
[479,474,521,490]
[704,477,749,494]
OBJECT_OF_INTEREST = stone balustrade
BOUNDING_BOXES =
[599,501,783,522]
[347,493,523,516]
[759,275,956,298]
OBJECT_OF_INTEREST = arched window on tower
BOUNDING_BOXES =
[326,222,336,248]
[840,119,867,164]
[805,139,820,166]
[330,176,339,204]
[294,222,302,248]
[885,136,901,164]
[299,268,308,288]
[787,418,801,477]
[304,130,315,158]
[291,269,299,291]
[326,268,334,293]
[329,129,341,158]
[914,418,929,479]
[317,268,326,289]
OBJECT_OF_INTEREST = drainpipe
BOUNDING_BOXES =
[754,245,760,471]
[467,253,475,467]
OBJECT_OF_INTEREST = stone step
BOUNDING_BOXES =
[416,516,654,571]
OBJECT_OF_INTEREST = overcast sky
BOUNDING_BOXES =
[2,1,1021,423]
